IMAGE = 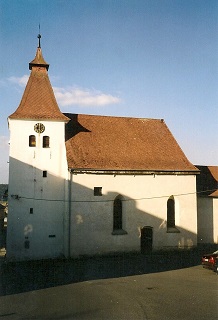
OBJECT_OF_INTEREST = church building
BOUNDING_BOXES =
[6,37,199,261]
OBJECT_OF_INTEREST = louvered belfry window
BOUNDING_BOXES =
[29,135,36,147]
[43,136,50,148]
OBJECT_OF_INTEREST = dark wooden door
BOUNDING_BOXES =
[141,226,153,254]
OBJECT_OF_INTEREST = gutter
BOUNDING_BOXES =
[70,168,199,176]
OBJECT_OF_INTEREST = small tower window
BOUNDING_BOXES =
[29,135,36,147]
[43,171,47,177]
[43,136,50,148]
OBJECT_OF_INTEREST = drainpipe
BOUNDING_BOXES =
[68,170,72,257]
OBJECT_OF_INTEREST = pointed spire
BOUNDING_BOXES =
[29,33,49,70]
[9,34,69,122]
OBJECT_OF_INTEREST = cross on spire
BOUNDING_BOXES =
[37,33,41,48]
[37,24,41,48]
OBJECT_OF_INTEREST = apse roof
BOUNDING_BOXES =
[196,165,218,197]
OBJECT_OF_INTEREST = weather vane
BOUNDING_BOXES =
[37,24,41,48]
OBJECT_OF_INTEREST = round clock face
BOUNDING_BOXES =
[34,123,45,133]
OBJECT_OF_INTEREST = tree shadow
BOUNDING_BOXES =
[0,248,205,296]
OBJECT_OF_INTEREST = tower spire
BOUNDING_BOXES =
[29,31,49,71]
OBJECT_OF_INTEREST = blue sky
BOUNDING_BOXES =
[0,0,217,183]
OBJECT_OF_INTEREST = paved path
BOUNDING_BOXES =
[0,250,203,295]
[0,264,217,320]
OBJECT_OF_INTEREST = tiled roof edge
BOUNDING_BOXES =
[69,168,199,175]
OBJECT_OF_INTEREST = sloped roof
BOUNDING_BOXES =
[65,113,198,173]
[29,47,49,70]
[9,48,69,122]
[207,166,218,181]
[196,165,218,197]
[209,190,218,197]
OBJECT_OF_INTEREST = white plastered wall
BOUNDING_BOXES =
[7,119,69,261]
[197,197,218,244]
[69,173,197,256]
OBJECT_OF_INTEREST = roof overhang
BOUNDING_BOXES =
[69,168,199,175]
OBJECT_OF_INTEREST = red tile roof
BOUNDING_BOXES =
[196,165,218,197]
[9,48,69,122]
[65,113,198,173]
[207,166,218,182]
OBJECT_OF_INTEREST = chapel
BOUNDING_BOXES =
[7,36,199,261]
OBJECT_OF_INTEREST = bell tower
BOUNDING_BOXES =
[7,35,69,261]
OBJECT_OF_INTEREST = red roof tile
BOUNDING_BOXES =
[9,48,69,122]
[65,113,198,172]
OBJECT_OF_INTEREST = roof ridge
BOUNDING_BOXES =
[63,112,163,121]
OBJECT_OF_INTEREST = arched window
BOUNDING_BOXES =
[167,196,175,229]
[29,135,36,147]
[113,196,123,231]
[43,136,50,148]
[112,195,127,235]
[167,196,180,233]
